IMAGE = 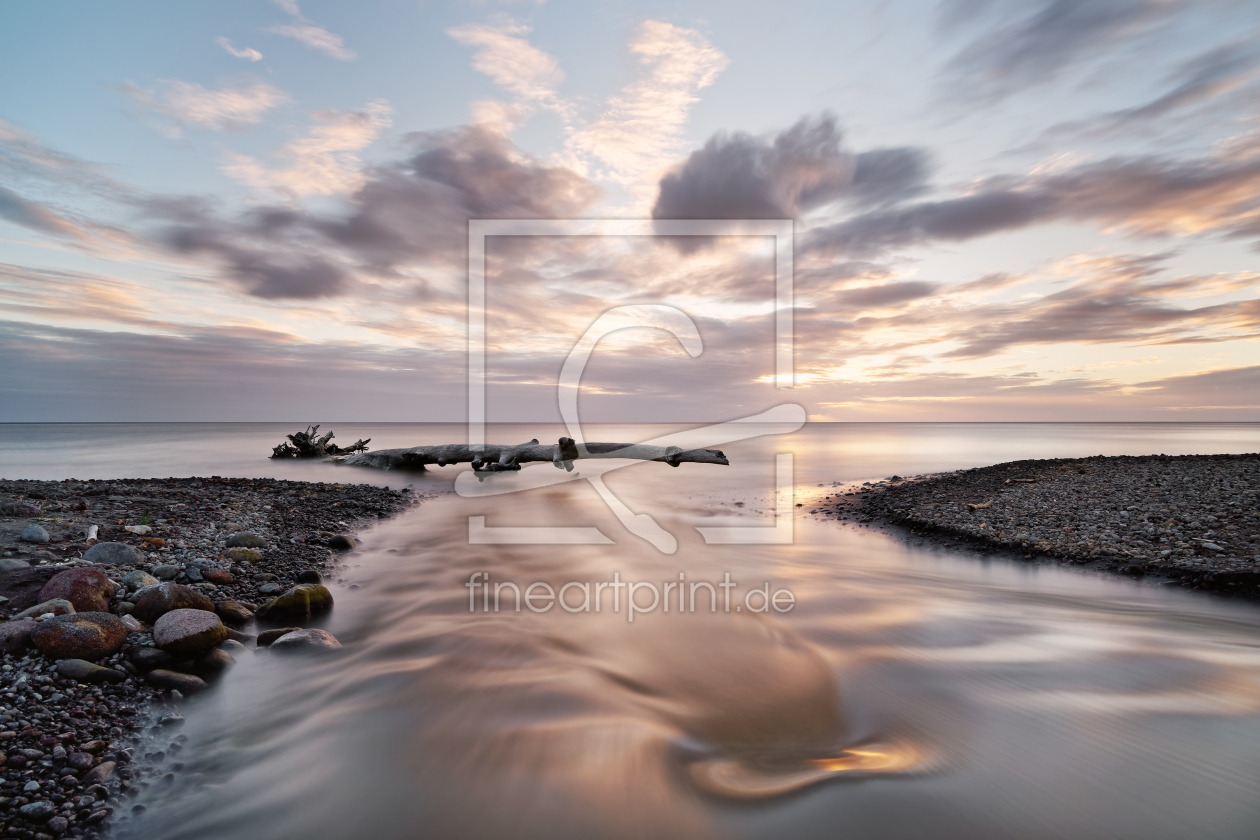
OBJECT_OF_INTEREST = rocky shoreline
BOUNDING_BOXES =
[814,453,1260,598]
[0,476,421,839]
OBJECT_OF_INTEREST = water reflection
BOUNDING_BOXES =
[114,477,1260,840]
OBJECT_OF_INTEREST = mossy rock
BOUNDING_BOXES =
[224,547,262,562]
[255,584,333,626]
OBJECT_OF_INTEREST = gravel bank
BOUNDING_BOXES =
[0,476,424,839]
[814,454,1260,598]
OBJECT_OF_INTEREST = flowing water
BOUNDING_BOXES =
[3,423,1260,839]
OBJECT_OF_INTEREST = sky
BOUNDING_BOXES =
[1,0,1259,423]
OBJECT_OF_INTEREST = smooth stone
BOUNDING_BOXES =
[225,532,267,548]
[19,525,50,544]
[0,619,36,654]
[224,547,261,563]
[30,612,128,660]
[14,598,76,620]
[258,583,280,595]
[255,584,334,626]
[224,627,255,644]
[123,525,152,536]
[153,608,227,656]
[18,800,56,821]
[132,582,214,624]
[83,760,116,785]
[270,628,342,654]
[215,600,254,627]
[256,627,302,647]
[327,534,358,551]
[120,570,159,592]
[66,752,93,771]
[0,558,30,571]
[194,647,236,679]
[38,568,114,613]
[128,646,176,671]
[55,659,127,685]
[144,669,208,694]
[295,569,323,584]
[111,600,135,616]
[151,564,181,581]
[203,568,234,585]
[82,541,145,566]
[120,614,143,632]
[217,639,247,653]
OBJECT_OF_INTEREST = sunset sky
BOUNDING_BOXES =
[2,0,1259,423]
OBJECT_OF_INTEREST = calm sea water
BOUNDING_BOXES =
[4,423,1260,839]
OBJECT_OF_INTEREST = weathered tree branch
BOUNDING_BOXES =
[336,437,728,472]
[271,425,371,459]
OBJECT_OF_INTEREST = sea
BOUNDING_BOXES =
[2,422,1259,840]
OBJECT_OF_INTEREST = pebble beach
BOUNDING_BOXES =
[0,476,420,839]
[819,453,1260,597]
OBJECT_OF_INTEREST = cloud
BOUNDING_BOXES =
[793,253,1260,364]
[152,125,600,299]
[124,79,287,135]
[940,0,1189,100]
[566,20,728,196]
[216,37,263,61]
[223,100,393,197]
[652,115,855,222]
[808,136,1260,257]
[0,185,89,239]
[1036,38,1260,142]
[448,20,564,107]
[268,0,356,61]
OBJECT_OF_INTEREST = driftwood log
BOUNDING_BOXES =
[338,437,728,472]
[271,425,371,459]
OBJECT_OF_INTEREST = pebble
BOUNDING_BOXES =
[19,524,50,544]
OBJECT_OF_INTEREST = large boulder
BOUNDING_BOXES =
[0,567,61,612]
[82,542,144,566]
[225,532,267,548]
[14,599,75,620]
[55,659,127,685]
[0,620,36,655]
[38,568,114,613]
[269,628,342,655]
[255,584,333,626]
[132,582,214,624]
[153,609,227,656]
[29,612,127,660]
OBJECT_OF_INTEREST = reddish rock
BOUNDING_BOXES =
[132,582,214,624]
[202,568,234,585]
[38,568,114,613]
[153,608,227,656]
[29,612,127,660]
[145,669,208,694]
[0,619,36,655]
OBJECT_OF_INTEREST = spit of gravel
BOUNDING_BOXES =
[810,453,1260,598]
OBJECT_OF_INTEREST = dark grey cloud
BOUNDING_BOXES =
[940,0,1189,99]
[1028,37,1260,147]
[0,185,82,238]
[832,280,939,309]
[652,114,855,222]
[808,144,1260,257]
[793,253,1260,361]
[848,148,932,208]
[150,125,600,300]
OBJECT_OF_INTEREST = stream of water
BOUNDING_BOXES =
[4,422,1260,839]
